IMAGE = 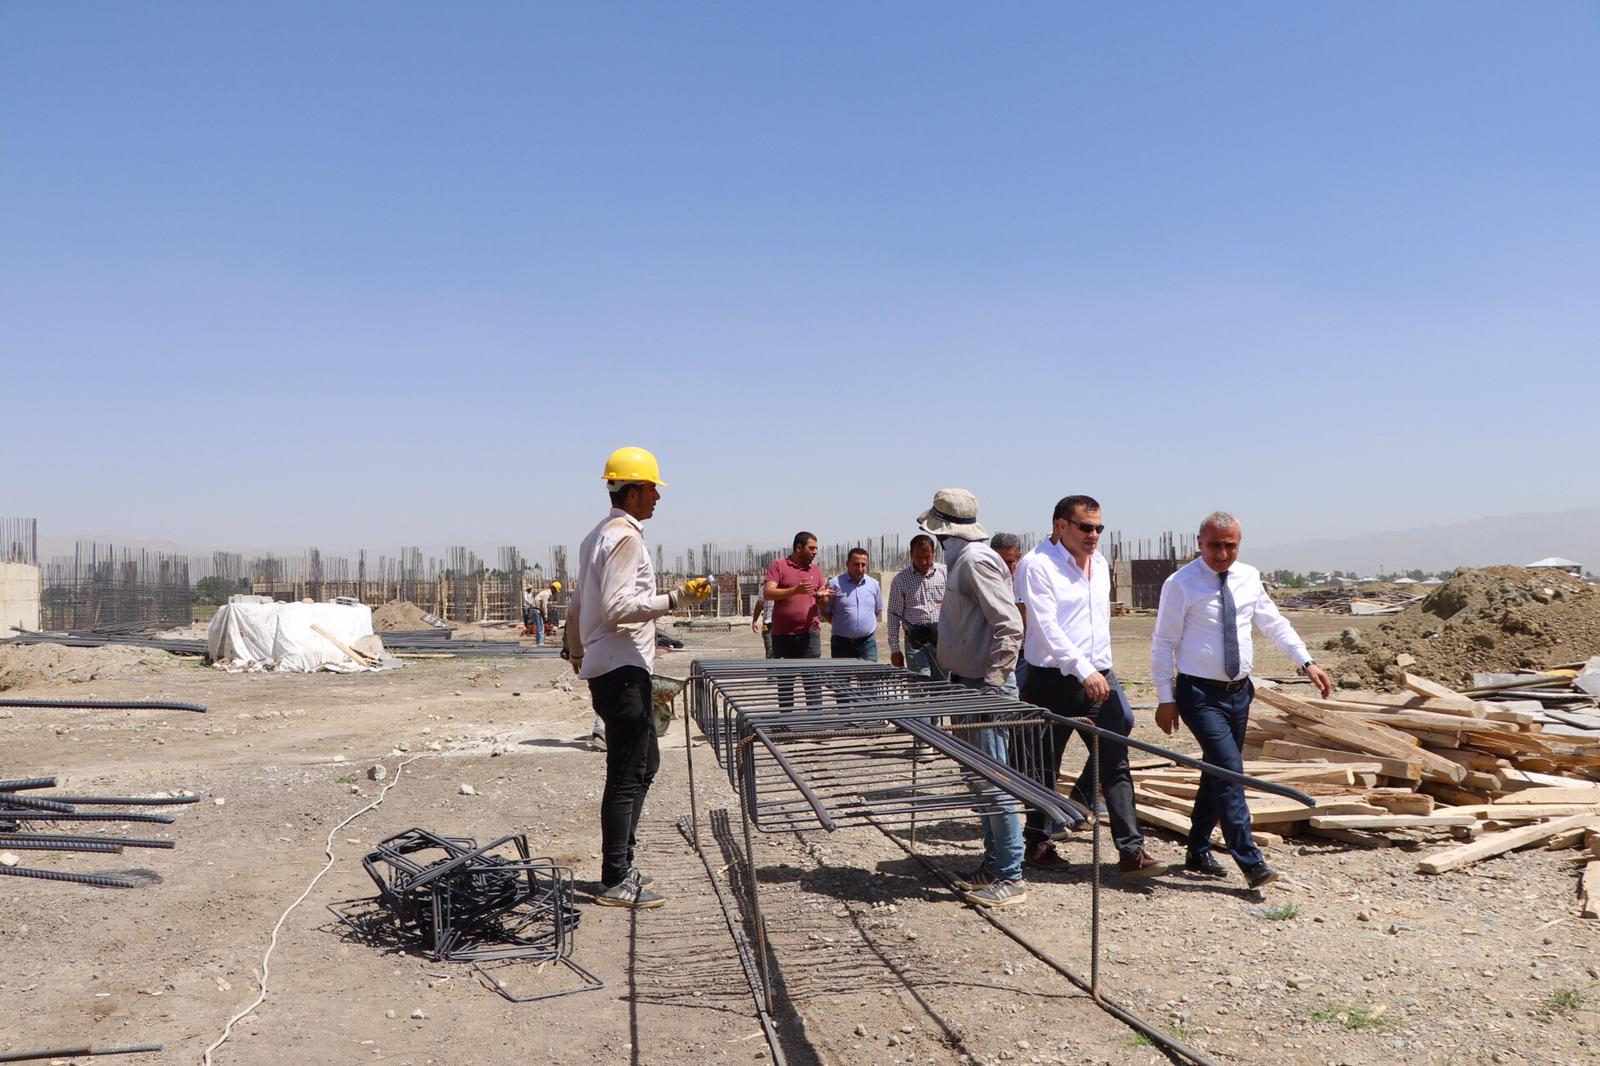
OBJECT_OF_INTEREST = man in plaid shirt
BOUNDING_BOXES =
[888,534,945,676]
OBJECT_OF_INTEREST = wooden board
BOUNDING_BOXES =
[1417,812,1600,874]
[1331,691,1487,717]
[1133,804,1281,848]
[1363,791,1435,816]
[1579,861,1599,919]
[1258,739,1421,781]
[310,624,377,666]
[1305,826,1394,848]
[1254,688,1468,783]
[1494,786,1600,806]
[1401,672,1474,704]
[1443,803,1600,821]
[1310,813,1476,830]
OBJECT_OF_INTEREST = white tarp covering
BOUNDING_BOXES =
[207,601,390,672]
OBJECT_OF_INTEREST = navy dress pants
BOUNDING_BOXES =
[1176,676,1263,870]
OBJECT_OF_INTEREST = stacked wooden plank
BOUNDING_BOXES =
[1129,668,1600,918]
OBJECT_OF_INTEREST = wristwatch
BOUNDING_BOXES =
[1298,660,1316,675]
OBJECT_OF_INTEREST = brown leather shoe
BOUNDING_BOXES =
[1117,847,1170,878]
[1024,841,1070,871]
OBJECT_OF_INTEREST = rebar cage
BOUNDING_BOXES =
[688,658,1082,833]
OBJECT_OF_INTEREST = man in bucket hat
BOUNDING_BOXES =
[921,488,1029,908]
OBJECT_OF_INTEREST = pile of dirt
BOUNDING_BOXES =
[371,600,430,631]
[0,643,184,692]
[1326,565,1600,690]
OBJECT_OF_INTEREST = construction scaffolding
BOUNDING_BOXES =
[40,543,191,631]
[183,545,555,624]
[1,518,38,566]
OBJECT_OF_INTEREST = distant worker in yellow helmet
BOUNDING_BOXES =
[531,582,555,646]
[565,446,712,908]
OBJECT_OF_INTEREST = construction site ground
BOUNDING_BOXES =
[4,612,1598,1066]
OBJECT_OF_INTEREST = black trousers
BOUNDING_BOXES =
[770,630,821,707]
[588,665,660,887]
[1019,666,1143,856]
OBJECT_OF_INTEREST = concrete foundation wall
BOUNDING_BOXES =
[0,562,41,635]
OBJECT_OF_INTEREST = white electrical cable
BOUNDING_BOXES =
[201,755,426,1065]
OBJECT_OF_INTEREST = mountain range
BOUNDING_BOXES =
[1250,506,1600,576]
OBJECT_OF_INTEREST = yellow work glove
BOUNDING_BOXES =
[672,576,714,606]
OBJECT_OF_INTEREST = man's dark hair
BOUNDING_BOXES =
[909,533,935,553]
[793,530,817,550]
[846,546,869,562]
[1053,495,1101,523]
[990,532,1022,552]
[609,483,643,508]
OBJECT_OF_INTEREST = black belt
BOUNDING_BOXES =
[1177,672,1250,693]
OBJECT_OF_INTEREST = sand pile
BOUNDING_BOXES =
[0,643,184,692]
[371,601,431,631]
[1327,565,1600,690]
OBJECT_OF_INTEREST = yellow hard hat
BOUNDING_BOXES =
[551,581,562,590]
[602,446,666,486]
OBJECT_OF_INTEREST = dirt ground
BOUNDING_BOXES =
[4,612,1598,1066]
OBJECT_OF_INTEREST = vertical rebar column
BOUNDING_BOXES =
[738,739,773,1008]
[1090,729,1102,999]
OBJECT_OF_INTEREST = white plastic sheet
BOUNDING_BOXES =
[207,601,389,672]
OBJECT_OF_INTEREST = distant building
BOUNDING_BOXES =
[1527,556,1582,576]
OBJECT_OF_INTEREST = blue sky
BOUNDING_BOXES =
[3,3,1597,564]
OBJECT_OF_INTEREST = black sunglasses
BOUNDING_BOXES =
[1068,522,1105,534]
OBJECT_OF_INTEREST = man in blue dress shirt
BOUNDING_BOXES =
[823,547,884,660]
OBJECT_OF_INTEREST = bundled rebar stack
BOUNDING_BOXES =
[0,776,194,888]
[329,828,602,1002]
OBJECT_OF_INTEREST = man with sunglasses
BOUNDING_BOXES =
[1151,511,1333,890]
[1015,495,1167,878]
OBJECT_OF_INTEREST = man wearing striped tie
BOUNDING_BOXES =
[1150,512,1333,889]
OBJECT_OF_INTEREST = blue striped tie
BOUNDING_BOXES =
[1219,570,1240,680]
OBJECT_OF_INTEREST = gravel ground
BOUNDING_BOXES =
[1,612,1596,1065]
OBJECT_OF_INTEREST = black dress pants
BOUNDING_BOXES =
[589,665,660,887]
[1019,666,1144,856]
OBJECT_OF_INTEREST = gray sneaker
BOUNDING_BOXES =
[964,878,1028,909]
[594,871,666,909]
[587,733,607,752]
[627,866,656,887]
[951,863,993,891]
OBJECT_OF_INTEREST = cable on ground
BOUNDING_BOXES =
[199,754,426,1065]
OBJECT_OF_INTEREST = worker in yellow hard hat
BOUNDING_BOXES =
[531,582,556,646]
[565,446,711,909]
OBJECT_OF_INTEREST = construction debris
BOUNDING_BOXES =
[1276,586,1420,615]
[1128,666,1600,919]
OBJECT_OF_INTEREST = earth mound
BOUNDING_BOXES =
[1326,565,1600,690]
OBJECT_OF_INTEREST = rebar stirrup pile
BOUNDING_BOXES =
[328,827,603,1002]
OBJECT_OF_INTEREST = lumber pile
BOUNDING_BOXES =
[1132,667,1600,918]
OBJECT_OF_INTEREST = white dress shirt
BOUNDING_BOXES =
[1014,540,1111,682]
[1150,558,1312,702]
[567,508,673,679]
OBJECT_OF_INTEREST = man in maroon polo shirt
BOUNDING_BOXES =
[764,530,831,707]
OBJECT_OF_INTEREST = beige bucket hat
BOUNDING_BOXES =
[917,488,989,541]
